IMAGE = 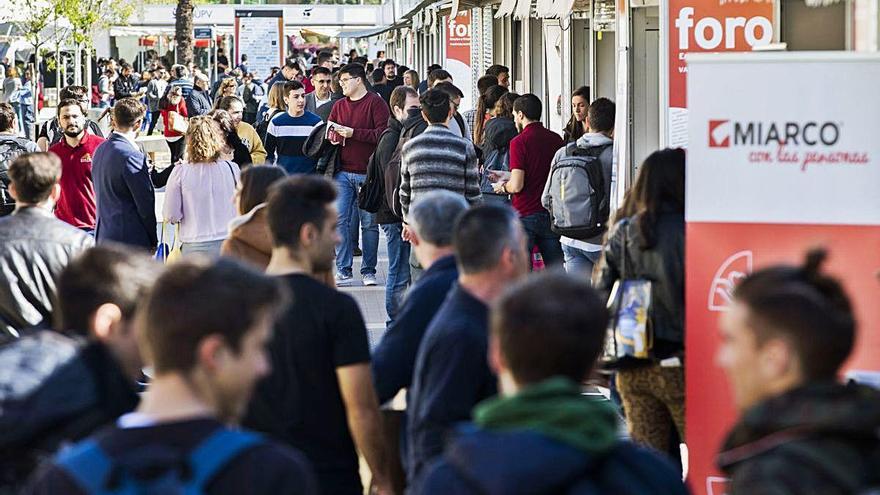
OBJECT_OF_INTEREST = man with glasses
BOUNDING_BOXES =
[327,63,390,286]
[36,86,104,151]
[305,67,333,115]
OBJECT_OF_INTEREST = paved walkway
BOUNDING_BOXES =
[338,231,391,349]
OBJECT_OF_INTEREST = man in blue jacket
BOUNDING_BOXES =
[412,272,689,495]
[371,190,469,405]
[91,98,157,250]
[406,205,529,483]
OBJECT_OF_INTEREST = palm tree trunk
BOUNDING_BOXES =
[175,0,194,65]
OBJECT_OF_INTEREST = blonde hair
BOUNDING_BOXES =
[185,116,224,164]
[219,78,237,94]
[267,82,288,111]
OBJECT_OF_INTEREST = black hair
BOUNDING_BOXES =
[266,175,338,249]
[588,97,615,134]
[419,89,451,124]
[513,93,542,121]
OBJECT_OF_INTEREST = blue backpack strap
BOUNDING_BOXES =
[186,428,263,494]
[55,439,114,494]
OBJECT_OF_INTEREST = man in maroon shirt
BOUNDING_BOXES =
[328,63,390,286]
[49,99,106,233]
[492,93,565,266]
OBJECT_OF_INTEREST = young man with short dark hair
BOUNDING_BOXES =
[413,272,689,494]
[112,62,142,101]
[493,93,565,266]
[327,63,390,286]
[91,98,157,250]
[306,66,333,114]
[27,258,318,495]
[0,245,160,490]
[486,64,510,88]
[247,175,393,495]
[264,81,322,175]
[406,204,529,482]
[49,98,105,233]
[383,59,401,89]
[716,249,880,494]
[399,89,481,232]
[0,153,93,340]
[544,97,615,276]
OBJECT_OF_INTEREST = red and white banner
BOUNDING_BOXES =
[685,52,880,495]
[445,11,473,111]
[666,0,774,147]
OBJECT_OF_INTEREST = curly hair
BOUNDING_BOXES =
[219,77,237,95]
[186,116,224,164]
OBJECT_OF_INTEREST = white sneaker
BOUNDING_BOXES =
[362,274,378,286]
[335,273,353,285]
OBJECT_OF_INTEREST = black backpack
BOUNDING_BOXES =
[358,127,394,213]
[0,137,31,216]
[256,108,282,143]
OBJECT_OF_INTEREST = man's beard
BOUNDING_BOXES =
[64,127,83,137]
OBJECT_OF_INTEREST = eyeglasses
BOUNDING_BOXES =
[339,76,359,86]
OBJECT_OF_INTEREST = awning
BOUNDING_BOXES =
[336,21,410,39]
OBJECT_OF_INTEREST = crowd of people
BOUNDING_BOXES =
[0,46,877,495]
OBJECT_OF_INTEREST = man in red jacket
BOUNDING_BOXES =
[49,98,105,234]
[328,63,390,286]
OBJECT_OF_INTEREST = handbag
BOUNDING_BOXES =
[155,221,170,262]
[169,111,188,134]
[602,220,654,365]
[165,224,182,264]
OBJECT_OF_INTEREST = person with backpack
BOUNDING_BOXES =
[0,246,159,491]
[490,93,565,267]
[478,90,518,206]
[411,272,689,495]
[361,85,420,324]
[0,103,38,216]
[716,249,880,494]
[543,97,615,277]
[26,259,319,495]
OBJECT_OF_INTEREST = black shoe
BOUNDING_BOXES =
[353,247,362,257]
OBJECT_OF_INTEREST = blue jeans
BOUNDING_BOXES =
[335,171,378,277]
[562,244,602,279]
[520,211,564,267]
[381,223,411,325]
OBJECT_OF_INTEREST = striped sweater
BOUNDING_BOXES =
[399,124,482,223]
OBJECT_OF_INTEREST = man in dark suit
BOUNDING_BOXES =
[91,98,157,250]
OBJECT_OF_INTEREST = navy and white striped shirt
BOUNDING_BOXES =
[264,111,323,175]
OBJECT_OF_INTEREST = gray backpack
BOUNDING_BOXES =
[0,137,31,216]
[544,143,612,240]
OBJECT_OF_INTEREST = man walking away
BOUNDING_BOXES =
[544,97,615,277]
[327,63,389,286]
[492,93,565,267]
[716,249,880,494]
[167,64,193,100]
[246,176,393,495]
[91,98,157,251]
[406,205,529,482]
[0,246,159,491]
[264,81,322,175]
[412,272,689,495]
[49,98,105,233]
[0,103,38,216]
[399,89,480,230]
[0,153,93,342]
[372,190,468,404]
[27,259,319,495]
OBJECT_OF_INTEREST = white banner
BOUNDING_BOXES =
[686,52,880,226]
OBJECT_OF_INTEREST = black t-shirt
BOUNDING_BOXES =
[24,419,318,495]
[243,274,371,495]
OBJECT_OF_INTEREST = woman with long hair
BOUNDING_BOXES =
[563,86,591,142]
[163,116,241,258]
[596,147,686,455]
[209,109,252,168]
[221,166,287,269]
[472,85,509,145]
[256,82,288,142]
[215,77,238,104]
[403,70,420,92]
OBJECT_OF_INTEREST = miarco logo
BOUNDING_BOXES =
[708,120,841,148]
[675,7,773,51]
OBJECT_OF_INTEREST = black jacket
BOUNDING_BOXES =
[0,337,139,489]
[480,117,518,159]
[0,208,93,341]
[719,381,880,495]
[112,74,140,100]
[371,116,404,225]
[186,86,212,118]
[596,209,684,359]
